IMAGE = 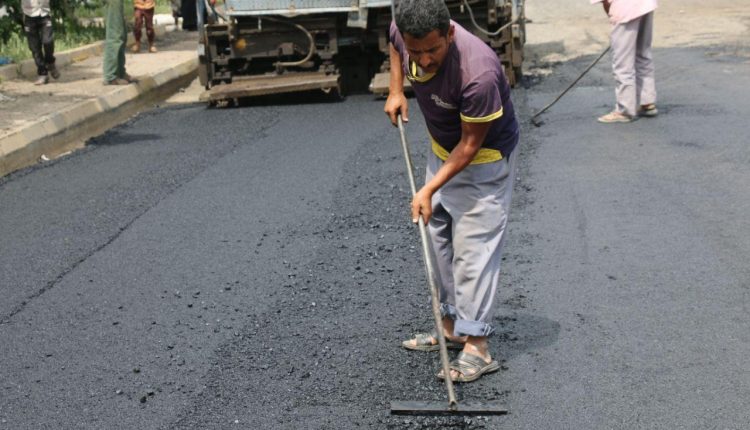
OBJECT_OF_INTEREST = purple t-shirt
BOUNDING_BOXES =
[390,20,518,157]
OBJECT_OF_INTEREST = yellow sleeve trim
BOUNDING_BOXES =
[460,107,504,123]
[430,137,502,165]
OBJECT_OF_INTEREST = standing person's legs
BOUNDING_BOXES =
[144,8,156,51]
[104,0,126,82]
[402,152,465,351]
[403,152,488,350]
[117,10,128,78]
[610,18,640,117]
[40,16,59,79]
[437,144,518,381]
[426,152,458,326]
[133,8,145,51]
[24,16,48,77]
[446,149,517,338]
[636,12,657,112]
[40,16,56,72]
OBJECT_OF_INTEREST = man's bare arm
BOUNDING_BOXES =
[411,120,492,223]
[384,44,409,125]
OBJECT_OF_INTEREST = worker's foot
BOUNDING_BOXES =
[122,73,137,83]
[104,78,131,85]
[639,103,658,117]
[47,63,60,80]
[402,331,466,351]
[148,44,157,53]
[131,43,141,54]
[34,75,49,85]
[437,350,500,383]
[597,111,633,123]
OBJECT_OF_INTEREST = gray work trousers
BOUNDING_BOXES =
[426,141,518,337]
[610,11,657,117]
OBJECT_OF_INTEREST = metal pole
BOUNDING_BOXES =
[397,116,457,409]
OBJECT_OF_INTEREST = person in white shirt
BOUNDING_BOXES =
[592,0,658,123]
[22,0,59,85]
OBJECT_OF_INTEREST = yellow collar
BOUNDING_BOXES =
[408,60,436,83]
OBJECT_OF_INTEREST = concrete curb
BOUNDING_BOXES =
[0,24,174,82]
[0,56,198,178]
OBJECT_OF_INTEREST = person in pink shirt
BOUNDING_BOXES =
[592,0,659,123]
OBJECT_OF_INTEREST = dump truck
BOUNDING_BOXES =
[198,0,525,104]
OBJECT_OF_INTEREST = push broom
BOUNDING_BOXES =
[390,115,508,416]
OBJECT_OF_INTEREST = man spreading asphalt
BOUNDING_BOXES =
[384,0,519,382]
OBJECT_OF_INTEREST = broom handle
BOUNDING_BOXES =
[397,116,458,409]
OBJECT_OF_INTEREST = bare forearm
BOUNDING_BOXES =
[424,140,481,193]
[384,44,409,125]
[389,45,404,95]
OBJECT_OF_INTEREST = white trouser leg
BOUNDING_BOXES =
[635,12,656,107]
[611,17,641,117]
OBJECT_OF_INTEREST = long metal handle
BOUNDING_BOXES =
[397,116,458,409]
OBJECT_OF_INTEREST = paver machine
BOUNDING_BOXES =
[197,0,525,104]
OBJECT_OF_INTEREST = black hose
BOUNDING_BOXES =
[461,0,520,37]
[530,45,611,127]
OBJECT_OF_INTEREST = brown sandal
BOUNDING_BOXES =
[402,331,464,352]
[437,351,500,383]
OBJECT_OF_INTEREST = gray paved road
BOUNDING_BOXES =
[1,43,749,429]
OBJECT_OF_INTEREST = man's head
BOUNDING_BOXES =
[395,0,454,74]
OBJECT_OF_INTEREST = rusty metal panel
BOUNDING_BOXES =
[200,72,340,102]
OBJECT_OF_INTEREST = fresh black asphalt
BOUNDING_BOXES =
[1,43,749,429]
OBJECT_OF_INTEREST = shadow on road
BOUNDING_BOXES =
[493,313,561,361]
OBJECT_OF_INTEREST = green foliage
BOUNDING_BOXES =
[0,0,23,43]
[155,0,172,15]
[0,22,105,63]
[0,0,174,62]
[0,0,108,44]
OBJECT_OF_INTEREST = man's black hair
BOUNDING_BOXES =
[395,0,451,39]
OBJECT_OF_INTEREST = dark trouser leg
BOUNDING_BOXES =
[134,8,144,43]
[24,16,47,76]
[40,16,55,67]
[144,8,155,43]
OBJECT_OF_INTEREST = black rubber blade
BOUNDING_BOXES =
[390,400,508,416]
